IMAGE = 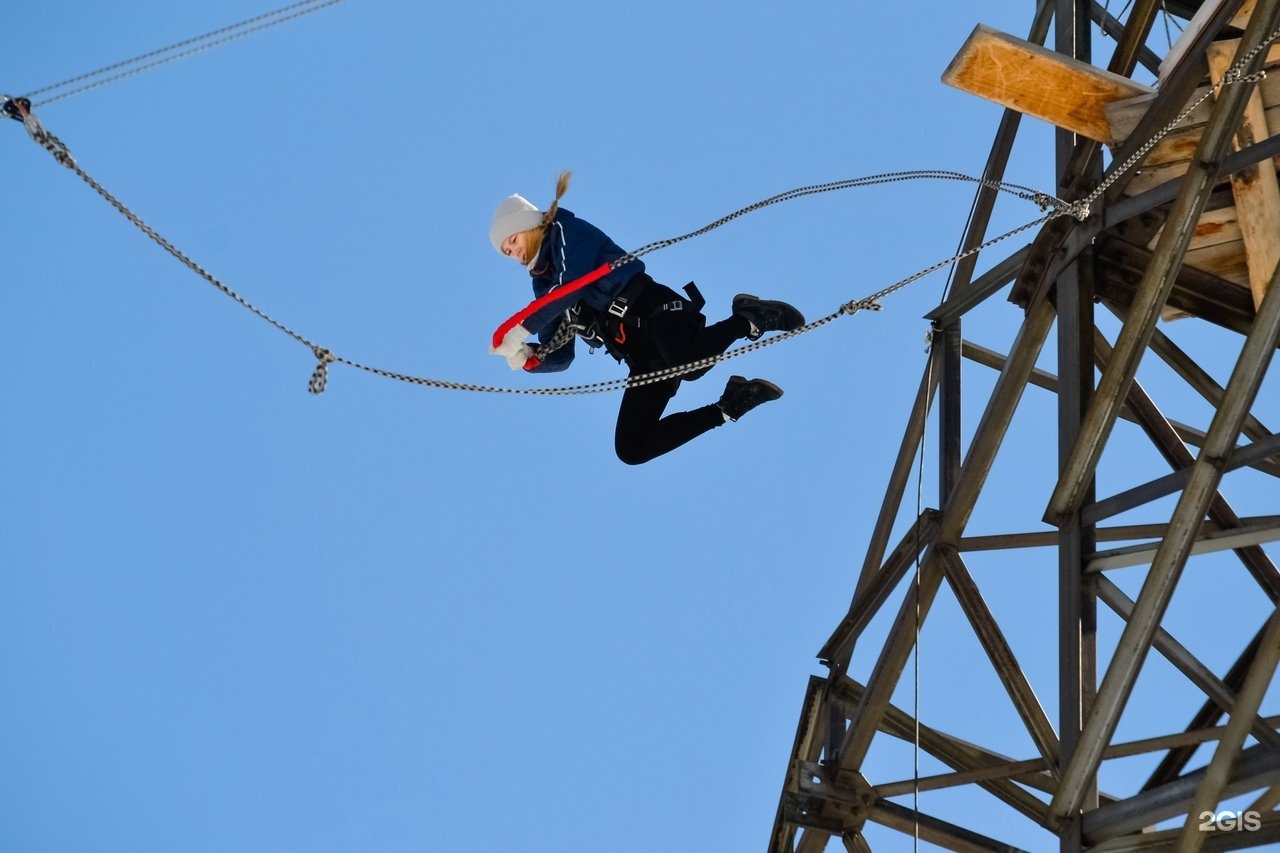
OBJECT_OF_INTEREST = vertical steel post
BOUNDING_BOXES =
[938,325,962,503]
[1055,3,1100,850]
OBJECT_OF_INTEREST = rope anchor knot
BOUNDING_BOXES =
[841,297,883,316]
[309,347,336,395]
[5,99,77,169]
[2,96,31,122]
[1223,67,1267,86]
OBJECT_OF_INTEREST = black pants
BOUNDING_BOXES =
[612,277,749,465]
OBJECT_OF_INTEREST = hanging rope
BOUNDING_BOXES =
[3,98,1057,395]
[20,0,350,108]
[615,172,1073,265]
[5,19,1276,396]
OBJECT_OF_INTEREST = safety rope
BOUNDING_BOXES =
[21,0,350,108]
[514,172,1073,364]
[612,172,1076,269]
[1,100,1058,395]
[4,20,1276,396]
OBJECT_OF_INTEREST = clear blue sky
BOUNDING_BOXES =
[3,3,1277,851]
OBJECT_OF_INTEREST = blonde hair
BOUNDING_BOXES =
[542,170,571,228]
[525,171,572,269]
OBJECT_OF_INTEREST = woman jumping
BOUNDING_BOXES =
[489,173,804,465]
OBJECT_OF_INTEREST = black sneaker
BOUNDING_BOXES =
[732,294,805,341]
[717,375,784,421]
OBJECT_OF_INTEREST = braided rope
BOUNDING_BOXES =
[526,171,1070,363]
[612,171,1072,270]
[22,0,350,108]
[8,101,334,382]
[17,24,1275,398]
[7,104,1062,395]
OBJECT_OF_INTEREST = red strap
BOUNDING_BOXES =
[491,262,612,348]
[522,355,542,371]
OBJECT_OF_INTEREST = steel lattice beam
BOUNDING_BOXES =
[769,2,1280,850]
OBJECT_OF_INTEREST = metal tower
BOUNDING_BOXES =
[770,1,1280,850]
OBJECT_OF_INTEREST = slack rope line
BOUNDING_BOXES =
[20,0,350,108]
[4,98,1058,395]
[6,12,1280,396]
[7,15,1277,396]
[489,171,1074,351]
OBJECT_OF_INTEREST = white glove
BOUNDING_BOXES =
[491,324,531,358]
[505,344,533,370]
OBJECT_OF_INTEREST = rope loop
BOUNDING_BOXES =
[1027,190,1090,222]
[840,297,883,316]
[309,347,335,395]
[1067,200,1092,222]
[2,95,30,122]
[1224,67,1267,86]
[1030,191,1056,211]
[11,100,77,169]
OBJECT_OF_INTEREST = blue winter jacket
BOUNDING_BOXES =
[523,209,644,373]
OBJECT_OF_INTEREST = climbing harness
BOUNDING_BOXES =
[19,0,349,108]
[604,280,705,351]
[5,15,1279,397]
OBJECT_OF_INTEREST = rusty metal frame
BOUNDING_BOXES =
[768,1,1280,850]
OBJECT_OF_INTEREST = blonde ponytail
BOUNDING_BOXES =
[518,172,571,271]
[542,170,572,229]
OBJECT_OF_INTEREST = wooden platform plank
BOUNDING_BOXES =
[1187,242,1252,284]
[1106,54,1280,158]
[1186,206,1246,251]
[1210,37,1280,306]
[942,24,1153,143]
[1233,0,1260,30]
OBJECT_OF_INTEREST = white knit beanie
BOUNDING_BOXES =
[489,194,544,253]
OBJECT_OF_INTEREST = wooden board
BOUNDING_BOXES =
[942,24,1153,143]
[1209,37,1280,307]
[1232,0,1260,30]
[1107,48,1280,145]
[1152,206,1247,252]
[1150,207,1252,300]
[1104,46,1280,196]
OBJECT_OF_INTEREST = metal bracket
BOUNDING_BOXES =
[787,761,876,834]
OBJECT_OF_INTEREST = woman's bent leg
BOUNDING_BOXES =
[614,377,724,465]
